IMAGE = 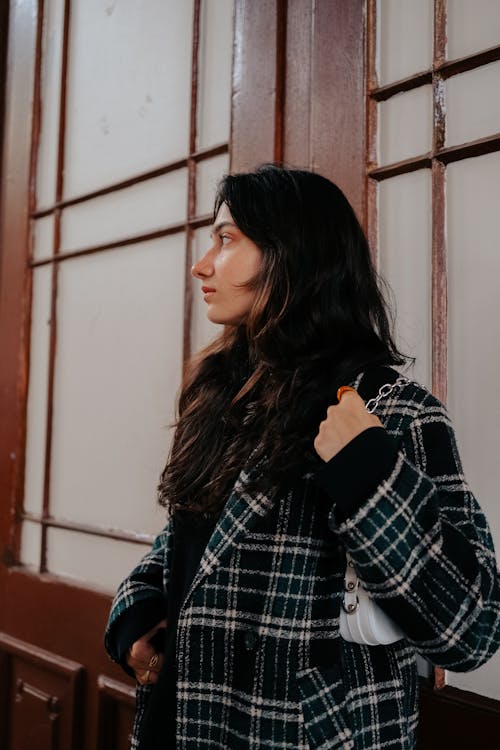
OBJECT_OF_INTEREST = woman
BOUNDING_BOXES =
[105,165,500,750]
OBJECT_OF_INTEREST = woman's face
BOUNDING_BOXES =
[192,203,262,326]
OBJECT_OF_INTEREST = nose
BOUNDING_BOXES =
[191,247,215,279]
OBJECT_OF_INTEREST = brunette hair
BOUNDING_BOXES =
[158,164,405,516]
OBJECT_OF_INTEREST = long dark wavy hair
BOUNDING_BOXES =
[158,164,406,517]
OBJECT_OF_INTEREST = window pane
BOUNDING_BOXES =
[33,215,54,262]
[197,0,234,149]
[377,0,433,85]
[60,169,188,254]
[19,520,42,570]
[446,61,500,147]
[447,151,500,701]
[24,265,52,515]
[64,0,194,197]
[196,153,229,216]
[378,86,433,166]
[447,0,500,60]
[378,171,432,387]
[36,0,64,209]
[49,236,185,535]
[46,528,155,593]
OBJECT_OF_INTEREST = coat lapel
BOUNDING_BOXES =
[183,467,277,604]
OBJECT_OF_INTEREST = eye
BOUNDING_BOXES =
[220,233,232,246]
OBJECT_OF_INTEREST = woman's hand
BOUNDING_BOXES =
[314,389,382,462]
[126,619,167,686]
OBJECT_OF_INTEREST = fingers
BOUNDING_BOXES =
[314,388,381,462]
[126,618,167,685]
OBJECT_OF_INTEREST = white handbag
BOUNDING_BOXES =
[339,552,404,645]
[338,375,408,646]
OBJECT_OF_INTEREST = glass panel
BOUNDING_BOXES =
[64,0,194,198]
[378,170,432,387]
[197,0,234,149]
[49,236,185,534]
[33,215,54,262]
[191,228,221,354]
[19,520,42,570]
[447,0,500,60]
[46,528,155,593]
[378,86,433,165]
[24,265,52,515]
[447,152,500,700]
[377,0,433,85]
[36,0,64,209]
[446,61,500,147]
[60,169,188,253]
[196,153,229,216]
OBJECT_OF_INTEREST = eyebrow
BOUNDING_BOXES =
[211,221,237,236]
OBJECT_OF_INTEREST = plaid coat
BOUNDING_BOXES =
[106,376,500,749]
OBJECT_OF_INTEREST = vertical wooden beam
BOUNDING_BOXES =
[366,0,379,257]
[40,0,71,572]
[432,0,448,692]
[183,0,201,368]
[0,0,38,588]
[308,0,366,222]
[230,0,282,171]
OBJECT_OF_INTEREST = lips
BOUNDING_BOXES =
[201,286,216,293]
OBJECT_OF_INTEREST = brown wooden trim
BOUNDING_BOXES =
[368,154,432,180]
[370,71,432,101]
[0,0,39,578]
[20,512,156,546]
[0,2,9,201]
[436,132,500,164]
[32,144,228,219]
[434,0,447,67]
[431,161,447,402]
[273,0,287,164]
[97,675,135,703]
[183,0,201,365]
[418,681,500,749]
[230,0,280,171]
[29,215,215,269]
[365,0,378,256]
[369,45,500,104]
[30,221,188,267]
[29,0,45,216]
[96,675,136,750]
[438,43,500,80]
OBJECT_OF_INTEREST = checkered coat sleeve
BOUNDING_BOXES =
[105,376,500,750]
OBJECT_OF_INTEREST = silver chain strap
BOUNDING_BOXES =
[364,376,409,414]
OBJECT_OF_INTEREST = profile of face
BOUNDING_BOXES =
[191,203,262,326]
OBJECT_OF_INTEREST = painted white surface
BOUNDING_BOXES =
[377,0,433,85]
[378,86,433,166]
[447,0,500,59]
[446,152,500,701]
[32,215,54,262]
[36,0,64,209]
[60,168,188,253]
[446,61,500,147]
[23,266,52,516]
[46,527,160,593]
[378,170,432,389]
[64,0,194,197]
[190,228,221,354]
[19,521,42,570]
[196,152,230,216]
[197,0,234,149]
[49,236,185,535]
